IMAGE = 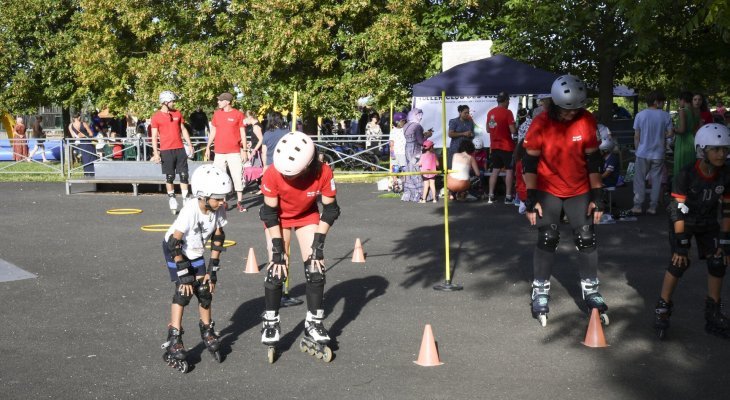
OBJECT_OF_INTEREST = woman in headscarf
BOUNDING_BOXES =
[400,108,433,202]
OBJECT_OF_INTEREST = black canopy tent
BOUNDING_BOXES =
[412,54,561,97]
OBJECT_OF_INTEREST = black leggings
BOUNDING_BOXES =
[533,191,598,281]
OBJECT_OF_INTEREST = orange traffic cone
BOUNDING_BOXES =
[244,248,260,274]
[352,238,366,263]
[413,324,443,366]
[582,308,609,348]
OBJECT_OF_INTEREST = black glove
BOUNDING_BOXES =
[271,238,285,264]
[674,232,690,256]
[524,189,538,213]
[176,260,195,284]
[590,188,605,212]
[208,258,220,284]
[310,233,326,262]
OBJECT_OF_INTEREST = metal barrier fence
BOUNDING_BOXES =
[0,138,64,176]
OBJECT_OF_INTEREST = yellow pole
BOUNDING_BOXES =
[317,116,322,141]
[292,91,298,132]
[441,91,451,283]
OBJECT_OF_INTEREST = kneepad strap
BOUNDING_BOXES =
[265,264,286,287]
[304,260,325,284]
[537,224,560,252]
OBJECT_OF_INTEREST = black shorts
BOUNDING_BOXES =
[160,148,189,176]
[490,149,513,170]
[668,223,718,259]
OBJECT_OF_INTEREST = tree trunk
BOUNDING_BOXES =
[597,55,616,125]
[62,107,71,138]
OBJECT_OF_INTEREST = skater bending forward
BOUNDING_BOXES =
[522,74,609,327]
[259,131,340,359]
[655,123,730,340]
[161,165,232,371]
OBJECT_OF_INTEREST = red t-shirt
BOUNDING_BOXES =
[150,110,185,150]
[211,108,245,153]
[261,163,337,228]
[473,149,488,171]
[486,106,515,152]
[523,111,599,198]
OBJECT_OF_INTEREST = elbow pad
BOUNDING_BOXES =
[586,151,601,174]
[668,200,688,222]
[210,231,226,253]
[259,203,280,228]
[522,153,539,174]
[320,200,341,226]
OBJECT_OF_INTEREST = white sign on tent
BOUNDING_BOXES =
[413,96,520,149]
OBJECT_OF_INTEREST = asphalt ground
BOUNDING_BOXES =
[1,181,729,400]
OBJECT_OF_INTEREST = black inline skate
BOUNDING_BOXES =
[654,298,673,340]
[531,280,550,327]
[161,326,189,373]
[261,311,280,364]
[199,320,221,362]
[705,297,730,339]
[581,278,609,325]
[300,310,333,362]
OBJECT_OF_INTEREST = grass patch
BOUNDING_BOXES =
[377,192,401,199]
[0,161,66,182]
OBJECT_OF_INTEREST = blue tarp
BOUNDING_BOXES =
[412,54,561,97]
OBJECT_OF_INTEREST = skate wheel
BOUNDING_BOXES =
[307,347,316,356]
[321,347,333,363]
[178,360,189,373]
[162,353,172,364]
[267,347,276,364]
[213,351,221,363]
[171,210,177,215]
[538,314,547,327]
[314,351,323,359]
[600,313,610,326]
[299,341,308,353]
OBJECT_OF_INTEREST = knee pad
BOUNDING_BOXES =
[179,172,189,184]
[196,282,213,309]
[303,260,326,284]
[172,286,193,306]
[537,224,560,252]
[574,225,596,252]
[165,174,176,184]
[264,266,286,288]
[707,256,726,278]
[667,259,690,278]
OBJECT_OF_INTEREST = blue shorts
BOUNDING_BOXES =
[161,240,206,282]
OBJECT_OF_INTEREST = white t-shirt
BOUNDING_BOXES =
[164,201,228,260]
[390,127,406,156]
[633,108,673,160]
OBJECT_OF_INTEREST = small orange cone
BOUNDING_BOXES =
[413,324,444,366]
[244,248,260,274]
[352,238,366,263]
[582,308,608,348]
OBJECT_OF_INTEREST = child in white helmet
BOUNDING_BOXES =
[161,164,232,372]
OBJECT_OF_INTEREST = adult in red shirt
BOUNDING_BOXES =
[258,131,340,361]
[151,90,194,214]
[486,91,517,204]
[205,92,248,212]
[522,75,609,328]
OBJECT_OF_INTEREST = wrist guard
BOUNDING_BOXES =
[720,232,730,255]
[311,233,326,261]
[524,189,538,212]
[590,188,605,212]
[271,238,285,264]
[675,232,690,256]
[176,260,195,284]
[208,258,220,283]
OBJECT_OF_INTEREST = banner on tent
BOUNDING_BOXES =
[413,96,519,149]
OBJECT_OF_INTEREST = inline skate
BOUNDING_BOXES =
[581,278,609,325]
[161,326,188,373]
[705,297,730,339]
[654,298,673,340]
[531,280,550,327]
[199,320,221,362]
[300,310,332,362]
[261,311,280,363]
[168,194,178,215]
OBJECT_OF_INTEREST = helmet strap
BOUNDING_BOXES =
[204,197,214,211]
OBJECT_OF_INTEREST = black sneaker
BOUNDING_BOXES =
[504,195,513,205]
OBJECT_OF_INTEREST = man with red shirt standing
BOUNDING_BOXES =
[205,92,248,212]
[486,91,517,204]
[522,75,608,328]
[151,91,194,214]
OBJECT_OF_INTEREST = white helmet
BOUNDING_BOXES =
[695,123,730,156]
[550,75,588,109]
[472,137,484,149]
[159,90,177,104]
[191,165,232,199]
[273,131,315,176]
[599,139,615,152]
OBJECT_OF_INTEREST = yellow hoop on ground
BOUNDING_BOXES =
[140,224,172,232]
[205,239,237,249]
[106,208,143,215]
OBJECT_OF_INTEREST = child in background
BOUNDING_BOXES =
[418,140,439,203]
[600,139,619,187]
[472,137,488,199]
